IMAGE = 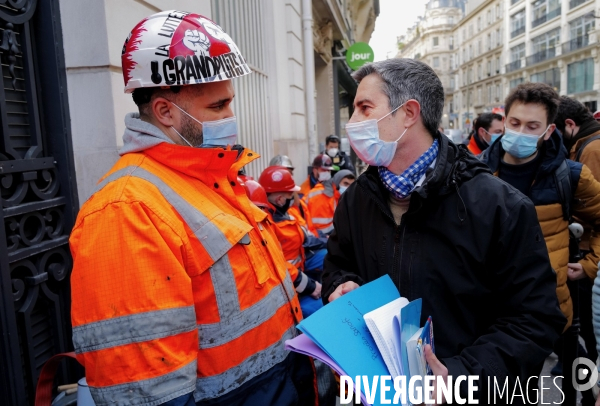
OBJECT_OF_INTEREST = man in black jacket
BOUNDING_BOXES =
[323,58,566,404]
[322,134,356,175]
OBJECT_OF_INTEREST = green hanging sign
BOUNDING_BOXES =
[346,42,375,70]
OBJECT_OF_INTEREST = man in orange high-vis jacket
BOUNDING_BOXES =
[258,167,328,317]
[270,155,318,236]
[69,11,316,406]
[304,170,355,236]
[299,154,335,197]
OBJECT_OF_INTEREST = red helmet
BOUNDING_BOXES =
[593,110,600,121]
[259,166,300,193]
[243,179,273,210]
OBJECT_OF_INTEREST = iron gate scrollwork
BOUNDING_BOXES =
[0,0,79,404]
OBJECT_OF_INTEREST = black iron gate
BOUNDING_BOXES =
[0,0,79,404]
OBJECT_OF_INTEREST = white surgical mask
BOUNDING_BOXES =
[327,147,339,158]
[318,171,331,181]
[172,103,238,147]
[345,103,407,167]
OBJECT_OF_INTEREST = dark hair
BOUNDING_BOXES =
[474,113,503,134]
[326,134,340,144]
[504,82,560,126]
[132,86,181,106]
[133,85,204,118]
[554,96,594,134]
[352,59,444,138]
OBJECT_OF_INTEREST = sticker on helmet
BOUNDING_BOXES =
[182,29,211,56]
[271,172,284,182]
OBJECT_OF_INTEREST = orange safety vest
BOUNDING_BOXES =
[468,135,483,155]
[303,182,339,235]
[70,143,302,404]
[299,175,314,197]
[289,199,317,237]
[271,215,306,271]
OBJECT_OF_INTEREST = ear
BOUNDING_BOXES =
[565,118,576,129]
[401,99,421,128]
[151,97,178,127]
[544,124,556,141]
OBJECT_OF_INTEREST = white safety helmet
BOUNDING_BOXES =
[121,10,251,93]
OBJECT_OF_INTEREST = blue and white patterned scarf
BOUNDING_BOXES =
[378,139,439,199]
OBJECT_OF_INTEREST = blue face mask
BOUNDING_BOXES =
[345,103,407,168]
[171,103,238,147]
[339,185,348,194]
[501,125,549,159]
[483,129,502,145]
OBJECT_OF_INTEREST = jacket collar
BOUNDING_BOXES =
[120,112,259,183]
[359,132,490,215]
[119,113,174,155]
[571,124,600,156]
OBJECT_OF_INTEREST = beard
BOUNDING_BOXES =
[180,113,203,146]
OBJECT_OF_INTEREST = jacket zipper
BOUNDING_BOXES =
[391,225,400,284]
[362,184,407,291]
[392,219,407,293]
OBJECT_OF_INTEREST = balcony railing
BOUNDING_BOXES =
[532,7,561,28]
[526,47,556,65]
[506,60,522,73]
[511,26,525,38]
[511,0,523,4]
[570,0,588,9]
[562,35,589,53]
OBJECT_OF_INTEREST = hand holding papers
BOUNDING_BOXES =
[285,275,436,406]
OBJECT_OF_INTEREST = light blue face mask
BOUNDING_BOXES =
[171,103,238,147]
[501,125,549,159]
[339,185,348,194]
[345,103,407,168]
[483,129,502,145]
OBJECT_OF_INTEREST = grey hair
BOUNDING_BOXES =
[352,58,444,137]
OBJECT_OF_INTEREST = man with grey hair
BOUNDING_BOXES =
[323,58,565,403]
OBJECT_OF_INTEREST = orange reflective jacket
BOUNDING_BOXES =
[70,138,302,404]
[289,199,317,236]
[299,175,315,197]
[303,182,339,235]
[468,135,483,155]
[271,216,306,271]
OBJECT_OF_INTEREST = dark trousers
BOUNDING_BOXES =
[555,279,596,406]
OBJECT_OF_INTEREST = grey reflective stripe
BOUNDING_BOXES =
[73,306,197,354]
[94,166,233,262]
[208,255,240,320]
[321,224,334,234]
[90,359,197,406]
[289,254,303,265]
[199,256,290,348]
[281,271,296,302]
[295,272,308,293]
[193,326,297,402]
[93,166,139,194]
[306,189,325,200]
[312,217,333,225]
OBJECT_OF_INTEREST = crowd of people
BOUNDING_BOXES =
[68,9,600,406]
